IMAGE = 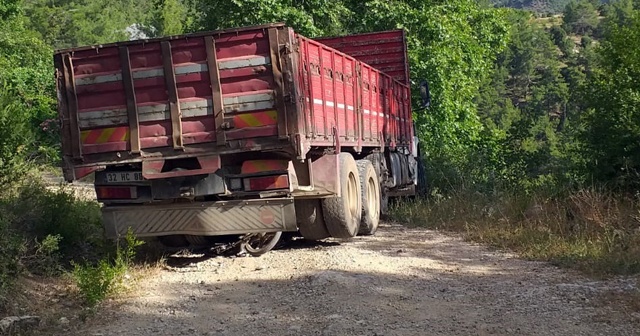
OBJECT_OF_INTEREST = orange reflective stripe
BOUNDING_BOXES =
[234,110,278,128]
[81,127,130,144]
[241,160,289,174]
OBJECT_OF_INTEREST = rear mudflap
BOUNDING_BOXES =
[102,198,296,239]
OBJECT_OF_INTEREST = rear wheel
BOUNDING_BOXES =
[240,232,282,257]
[322,153,361,239]
[158,235,189,248]
[185,235,209,246]
[356,160,380,235]
[296,200,330,240]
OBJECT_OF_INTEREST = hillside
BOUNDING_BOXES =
[494,0,605,13]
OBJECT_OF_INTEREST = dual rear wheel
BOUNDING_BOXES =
[297,153,381,240]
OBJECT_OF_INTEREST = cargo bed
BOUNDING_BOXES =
[55,23,413,182]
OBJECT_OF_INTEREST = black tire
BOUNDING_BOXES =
[158,235,189,248]
[365,153,389,215]
[241,232,282,257]
[380,188,390,215]
[416,158,428,198]
[356,160,380,235]
[296,200,330,240]
[185,235,209,246]
[321,153,361,239]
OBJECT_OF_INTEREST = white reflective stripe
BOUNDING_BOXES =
[76,73,122,86]
[78,99,213,128]
[76,56,268,86]
[326,101,335,107]
[380,113,386,118]
[218,56,270,70]
[313,98,323,105]
[347,105,354,111]
[396,117,400,120]
[364,109,370,115]
[372,112,378,116]
[337,103,345,109]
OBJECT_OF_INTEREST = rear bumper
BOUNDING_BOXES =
[102,198,297,239]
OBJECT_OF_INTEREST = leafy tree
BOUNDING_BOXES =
[0,0,19,20]
[562,0,599,35]
[580,12,640,189]
[194,0,351,37]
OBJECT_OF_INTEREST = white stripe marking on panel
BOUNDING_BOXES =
[76,73,122,86]
[223,92,273,105]
[175,63,208,75]
[347,105,354,111]
[78,99,214,128]
[337,103,345,109]
[76,56,269,86]
[326,101,335,107]
[133,68,164,79]
[313,98,323,105]
[218,56,270,70]
[364,109,370,115]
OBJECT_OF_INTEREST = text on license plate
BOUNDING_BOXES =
[105,172,144,183]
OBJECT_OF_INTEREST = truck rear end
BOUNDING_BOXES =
[55,23,421,251]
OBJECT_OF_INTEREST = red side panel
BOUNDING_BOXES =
[314,30,410,86]
[298,34,412,149]
[63,26,281,156]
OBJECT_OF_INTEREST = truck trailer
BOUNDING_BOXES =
[54,23,423,255]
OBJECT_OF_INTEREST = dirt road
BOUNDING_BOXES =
[73,224,639,336]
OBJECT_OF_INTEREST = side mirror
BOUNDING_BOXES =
[419,80,431,109]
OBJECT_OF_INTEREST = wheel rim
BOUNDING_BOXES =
[347,171,359,218]
[244,233,277,253]
[367,175,380,221]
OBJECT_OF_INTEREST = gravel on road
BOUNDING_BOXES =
[71,223,639,336]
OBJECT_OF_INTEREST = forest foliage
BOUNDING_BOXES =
[0,0,639,308]
[0,0,639,194]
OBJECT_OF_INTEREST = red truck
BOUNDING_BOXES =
[54,23,426,255]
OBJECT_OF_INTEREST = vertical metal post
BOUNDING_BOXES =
[119,46,141,154]
[161,41,184,149]
[205,36,226,146]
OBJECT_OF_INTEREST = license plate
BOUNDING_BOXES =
[104,172,144,183]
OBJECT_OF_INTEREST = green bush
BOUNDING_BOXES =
[0,216,24,309]
[2,181,103,259]
[0,84,32,186]
[73,230,144,307]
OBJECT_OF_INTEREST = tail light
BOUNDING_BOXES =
[96,186,137,199]
[243,175,289,192]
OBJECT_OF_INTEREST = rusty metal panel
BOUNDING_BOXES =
[310,154,340,196]
[102,198,297,238]
[268,28,288,140]
[61,53,82,159]
[314,30,410,86]
[118,46,140,153]
[204,36,226,146]
[161,41,184,149]
[142,155,220,179]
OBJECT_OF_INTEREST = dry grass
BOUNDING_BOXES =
[391,189,640,276]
